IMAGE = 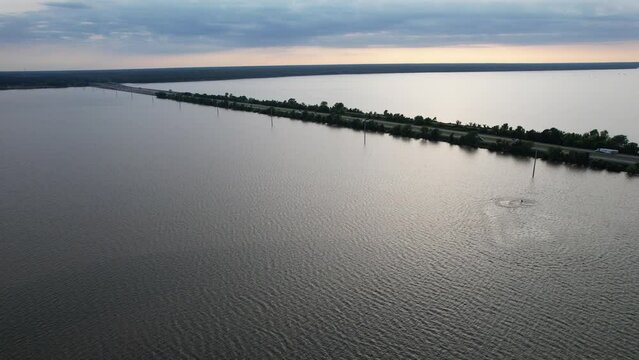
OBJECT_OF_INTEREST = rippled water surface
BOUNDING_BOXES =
[135,69,639,141]
[1,88,638,359]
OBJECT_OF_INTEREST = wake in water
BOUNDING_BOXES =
[493,197,536,209]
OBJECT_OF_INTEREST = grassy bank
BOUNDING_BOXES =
[156,91,639,175]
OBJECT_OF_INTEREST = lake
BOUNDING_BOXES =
[1,86,638,359]
[134,69,639,142]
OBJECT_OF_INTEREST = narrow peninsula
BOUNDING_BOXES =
[97,83,639,175]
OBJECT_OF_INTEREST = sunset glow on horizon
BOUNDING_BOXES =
[1,0,638,70]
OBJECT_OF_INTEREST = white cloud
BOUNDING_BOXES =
[0,0,43,14]
[0,0,638,59]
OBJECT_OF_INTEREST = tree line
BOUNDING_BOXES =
[156,91,639,175]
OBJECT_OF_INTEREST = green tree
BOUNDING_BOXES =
[420,126,429,139]
[513,126,526,138]
[623,142,638,155]
[430,128,440,141]
[390,125,402,136]
[610,134,628,148]
[400,124,413,137]
[566,151,589,166]
[331,102,345,113]
[459,131,480,147]
[546,147,563,162]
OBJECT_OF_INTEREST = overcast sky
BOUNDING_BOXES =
[1,0,638,70]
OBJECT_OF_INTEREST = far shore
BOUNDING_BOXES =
[2,62,638,90]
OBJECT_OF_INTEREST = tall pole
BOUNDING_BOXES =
[532,150,538,178]
[363,120,367,145]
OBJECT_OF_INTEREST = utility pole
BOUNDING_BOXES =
[364,120,367,145]
[532,150,538,178]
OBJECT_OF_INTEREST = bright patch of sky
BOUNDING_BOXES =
[0,0,637,69]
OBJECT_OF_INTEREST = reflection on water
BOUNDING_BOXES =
[1,88,638,359]
[134,68,639,141]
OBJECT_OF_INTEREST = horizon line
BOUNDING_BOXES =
[3,61,639,74]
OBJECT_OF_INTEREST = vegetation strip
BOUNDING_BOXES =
[96,83,639,175]
[3,63,639,89]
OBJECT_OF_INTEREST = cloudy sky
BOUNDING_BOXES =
[1,0,638,70]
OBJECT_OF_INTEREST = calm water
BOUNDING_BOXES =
[134,69,639,141]
[1,87,639,359]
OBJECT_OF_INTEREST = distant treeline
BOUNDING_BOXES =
[157,91,639,175]
[446,122,638,155]
[2,62,639,89]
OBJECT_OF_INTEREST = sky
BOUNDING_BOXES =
[0,0,638,70]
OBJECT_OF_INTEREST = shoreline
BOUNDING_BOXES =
[2,62,638,90]
[90,83,639,175]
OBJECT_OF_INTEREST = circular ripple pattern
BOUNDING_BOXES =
[1,88,639,359]
[494,197,537,208]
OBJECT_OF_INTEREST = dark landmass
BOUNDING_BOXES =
[145,87,638,174]
[2,62,639,89]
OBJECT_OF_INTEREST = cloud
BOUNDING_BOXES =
[43,2,90,10]
[0,0,43,14]
[0,0,638,55]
